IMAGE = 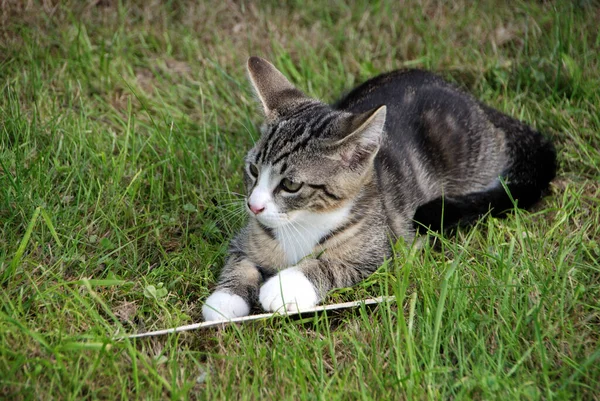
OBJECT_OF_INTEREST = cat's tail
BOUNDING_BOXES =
[486,105,557,210]
[413,107,556,232]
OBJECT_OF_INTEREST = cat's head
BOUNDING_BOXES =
[243,57,386,229]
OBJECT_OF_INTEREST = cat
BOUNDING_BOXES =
[202,56,556,321]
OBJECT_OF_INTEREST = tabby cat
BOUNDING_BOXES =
[202,56,556,321]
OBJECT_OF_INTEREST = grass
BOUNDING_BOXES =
[1,0,599,399]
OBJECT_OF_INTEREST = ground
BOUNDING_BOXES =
[1,1,599,399]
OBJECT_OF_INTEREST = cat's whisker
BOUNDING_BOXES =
[281,226,296,257]
[216,201,245,208]
[214,198,246,205]
[217,206,246,215]
[288,215,321,241]
[287,225,303,265]
[218,207,248,225]
[278,224,290,260]
[214,192,246,198]
[286,222,312,263]
[290,217,316,235]
[216,205,247,216]
[283,224,301,265]
[221,211,247,224]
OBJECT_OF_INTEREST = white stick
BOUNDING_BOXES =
[121,296,395,339]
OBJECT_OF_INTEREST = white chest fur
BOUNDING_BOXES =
[274,203,353,266]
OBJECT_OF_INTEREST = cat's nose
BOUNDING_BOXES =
[248,202,265,215]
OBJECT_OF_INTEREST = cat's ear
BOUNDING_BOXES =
[334,106,386,168]
[247,56,306,115]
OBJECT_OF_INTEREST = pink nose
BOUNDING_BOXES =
[248,202,265,215]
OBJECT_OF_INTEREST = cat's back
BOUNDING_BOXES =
[333,69,484,148]
[334,69,451,113]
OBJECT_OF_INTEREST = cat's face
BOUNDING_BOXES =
[244,104,353,228]
[243,57,386,229]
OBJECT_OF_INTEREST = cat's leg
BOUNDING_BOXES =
[202,255,262,321]
[259,258,377,313]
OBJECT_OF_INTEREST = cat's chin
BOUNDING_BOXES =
[253,213,293,229]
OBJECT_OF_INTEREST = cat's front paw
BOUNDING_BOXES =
[202,290,250,321]
[259,268,319,313]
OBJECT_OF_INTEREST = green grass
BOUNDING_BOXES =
[1,1,599,399]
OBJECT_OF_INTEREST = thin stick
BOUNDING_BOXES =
[121,296,395,339]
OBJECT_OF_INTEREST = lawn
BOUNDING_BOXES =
[1,1,599,399]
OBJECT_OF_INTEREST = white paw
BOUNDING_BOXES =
[259,268,319,313]
[202,290,250,321]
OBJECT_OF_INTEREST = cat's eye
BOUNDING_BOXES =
[280,178,303,193]
[248,163,259,178]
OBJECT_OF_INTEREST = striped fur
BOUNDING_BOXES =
[202,57,556,320]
